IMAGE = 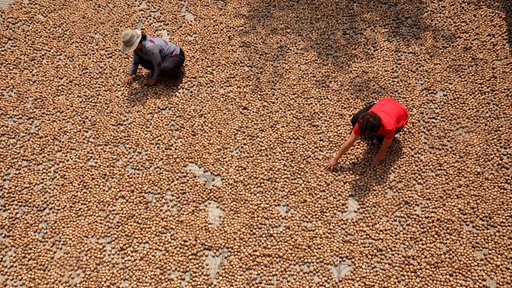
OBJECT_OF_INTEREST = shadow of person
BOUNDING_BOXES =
[126,70,185,107]
[338,138,403,200]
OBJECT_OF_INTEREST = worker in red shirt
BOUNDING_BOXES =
[325,98,409,171]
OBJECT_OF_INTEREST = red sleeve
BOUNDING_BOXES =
[384,129,395,140]
[353,123,361,135]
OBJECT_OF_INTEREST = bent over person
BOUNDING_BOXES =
[325,97,409,171]
[121,29,185,86]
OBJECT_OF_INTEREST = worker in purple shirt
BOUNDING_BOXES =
[121,29,185,86]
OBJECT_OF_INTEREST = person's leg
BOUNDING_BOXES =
[160,50,185,79]
[350,102,375,127]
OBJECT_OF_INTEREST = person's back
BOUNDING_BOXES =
[363,98,408,140]
[140,37,181,59]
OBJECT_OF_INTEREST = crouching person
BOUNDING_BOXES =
[325,97,409,171]
[121,29,185,86]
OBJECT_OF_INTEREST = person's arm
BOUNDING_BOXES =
[325,132,359,171]
[124,54,140,84]
[129,53,140,76]
[370,138,392,169]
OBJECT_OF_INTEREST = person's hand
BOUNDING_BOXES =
[146,78,156,86]
[325,157,339,171]
[123,75,135,85]
[369,158,380,170]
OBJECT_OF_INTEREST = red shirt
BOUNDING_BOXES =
[353,98,409,140]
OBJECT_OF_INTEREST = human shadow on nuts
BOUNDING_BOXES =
[337,138,403,200]
[127,72,184,107]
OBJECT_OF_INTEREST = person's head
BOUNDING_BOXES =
[121,29,145,53]
[358,112,381,135]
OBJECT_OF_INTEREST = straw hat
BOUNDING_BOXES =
[120,29,142,53]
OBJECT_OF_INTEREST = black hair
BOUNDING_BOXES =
[140,32,147,42]
[358,112,381,134]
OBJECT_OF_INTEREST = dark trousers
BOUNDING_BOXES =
[351,102,403,144]
[139,49,186,79]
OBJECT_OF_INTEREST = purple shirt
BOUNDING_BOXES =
[129,37,181,80]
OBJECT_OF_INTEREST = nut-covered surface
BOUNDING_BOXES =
[1,0,511,286]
